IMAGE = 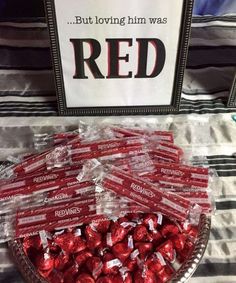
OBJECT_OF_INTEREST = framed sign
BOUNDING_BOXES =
[45,0,193,116]
[227,73,236,108]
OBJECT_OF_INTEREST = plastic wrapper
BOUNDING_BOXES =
[33,131,80,151]
[78,161,203,224]
[0,177,96,215]
[113,154,216,214]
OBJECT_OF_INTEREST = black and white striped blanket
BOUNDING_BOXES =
[0,15,235,283]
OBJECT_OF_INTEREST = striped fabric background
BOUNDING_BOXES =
[0,16,235,116]
[0,12,235,283]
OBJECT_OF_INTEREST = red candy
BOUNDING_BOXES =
[36,252,54,271]
[20,209,201,283]
[157,240,176,263]
[161,224,179,237]
[133,225,148,241]
[178,240,195,262]
[1,125,206,283]
[54,232,76,254]
[86,256,103,279]
[135,242,153,260]
[110,222,128,245]
[112,273,133,283]
[157,263,174,283]
[47,271,64,283]
[76,273,95,283]
[54,252,70,270]
[102,253,122,275]
[23,236,42,254]
[96,276,113,283]
[121,272,133,283]
[93,220,111,234]
[143,214,159,230]
[146,253,165,273]
[112,242,133,262]
[75,249,93,267]
[38,269,52,279]
[171,234,187,251]
[125,257,138,271]
[64,264,78,283]
[147,230,163,244]
[73,236,87,253]
[85,225,102,249]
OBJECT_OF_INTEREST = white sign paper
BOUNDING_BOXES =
[46,0,192,114]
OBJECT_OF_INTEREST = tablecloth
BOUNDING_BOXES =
[0,14,235,283]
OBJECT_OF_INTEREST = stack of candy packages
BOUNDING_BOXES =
[0,123,216,283]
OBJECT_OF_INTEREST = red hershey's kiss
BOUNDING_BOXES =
[126,257,138,271]
[112,242,133,262]
[54,252,70,270]
[147,230,163,244]
[93,219,111,233]
[96,275,113,283]
[47,271,64,283]
[135,242,153,260]
[36,252,54,271]
[146,254,165,273]
[23,235,42,254]
[143,214,159,230]
[38,269,52,279]
[111,273,133,283]
[75,249,93,267]
[73,236,87,253]
[54,232,76,254]
[85,225,102,249]
[86,256,103,279]
[119,268,133,283]
[110,222,127,245]
[157,240,176,262]
[177,240,194,262]
[157,263,175,283]
[161,224,179,237]
[181,223,198,239]
[76,273,95,283]
[64,264,78,283]
[102,253,122,275]
[171,233,187,251]
[133,225,148,241]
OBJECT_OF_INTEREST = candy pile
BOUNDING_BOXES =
[23,212,198,283]
[0,124,213,283]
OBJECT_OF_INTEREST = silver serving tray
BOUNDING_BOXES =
[8,214,211,283]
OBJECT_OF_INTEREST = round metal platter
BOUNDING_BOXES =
[8,214,211,283]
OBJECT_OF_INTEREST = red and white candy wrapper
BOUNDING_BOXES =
[33,131,79,151]
[0,176,81,207]
[152,162,209,183]
[78,161,202,224]
[110,126,174,143]
[0,165,82,191]
[0,147,61,180]
[70,144,150,164]
[165,189,214,213]
[141,173,208,189]
[69,136,147,152]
